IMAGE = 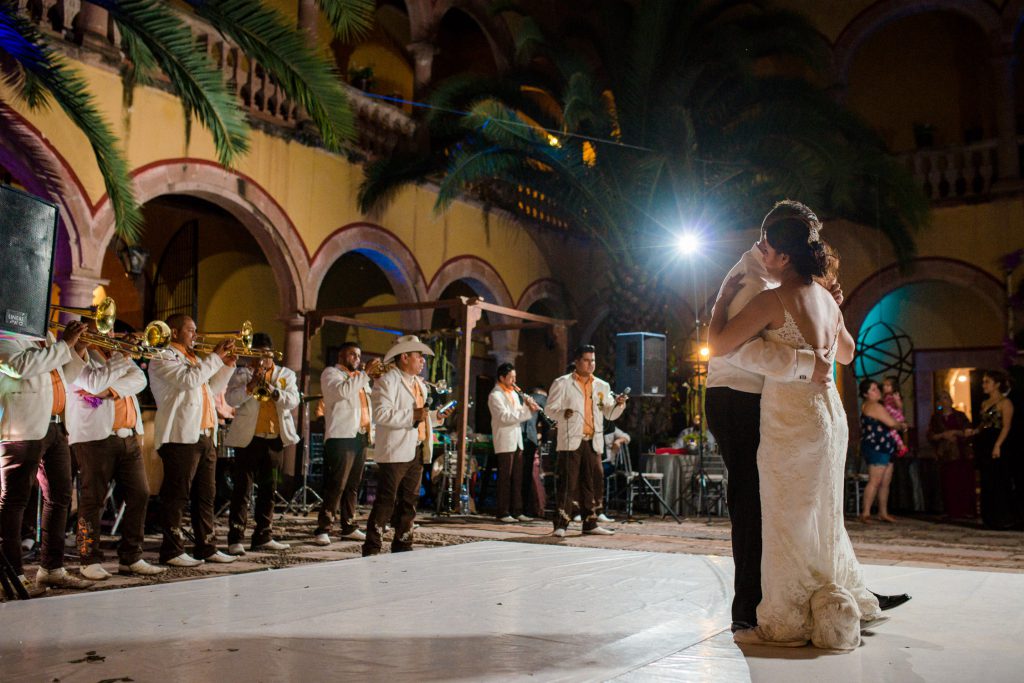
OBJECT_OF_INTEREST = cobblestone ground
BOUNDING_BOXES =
[9,507,1024,600]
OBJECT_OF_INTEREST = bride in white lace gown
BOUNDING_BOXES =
[708,204,881,650]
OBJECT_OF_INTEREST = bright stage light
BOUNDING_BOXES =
[699,346,710,359]
[677,232,701,255]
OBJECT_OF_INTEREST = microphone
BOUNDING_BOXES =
[623,387,632,396]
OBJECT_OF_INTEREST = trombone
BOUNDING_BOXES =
[48,297,145,357]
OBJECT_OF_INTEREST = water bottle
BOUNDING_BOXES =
[460,483,470,514]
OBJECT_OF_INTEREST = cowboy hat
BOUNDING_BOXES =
[383,334,435,363]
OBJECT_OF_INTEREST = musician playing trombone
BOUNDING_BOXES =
[66,320,165,579]
[148,314,237,567]
[488,363,540,523]
[0,319,91,595]
[314,341,373,546]
[545,345,628,538]
[224,332,299,555]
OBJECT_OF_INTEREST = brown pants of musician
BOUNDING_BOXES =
[228,436,283,548]
[0,422,72,574]
[555,440,598,531]
[157,436,218,563]
[495,449,524,518]
[316,434,367,536]
[362,458,421,556]
[589,450,605,515]
[73,435,149,565]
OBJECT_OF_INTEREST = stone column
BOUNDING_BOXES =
[281,314,307,374]
[406,41,439,101]
[55,274,106,326]
[297,0,319,46]
[488,345,521,367]
[77,2,118,60]
[991,46,1020,184]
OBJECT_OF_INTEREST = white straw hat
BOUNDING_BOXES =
[383,334,435,363]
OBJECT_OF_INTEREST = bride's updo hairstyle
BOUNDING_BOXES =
[761,199,830,284]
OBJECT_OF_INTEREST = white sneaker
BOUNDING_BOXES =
[583,526,615,535]
[80,563,112,581]
[20,538,35,552]
[2,574,46,599]
[572,515,581,522]
[498,515,518,523]
[253,539,290,551]
[164,553,204,568]
[35,567,94,589]
[227,543,247,556]
[204,550,237,564]
[312,533,332,546]
[517,514,533,522]
[340,529,366,541]
[597,513,614,523]
[552,528,566,538]
[119,560,167,576]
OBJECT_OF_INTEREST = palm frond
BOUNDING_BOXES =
[188,0,353,151]
[316,0,375,43]
[0,8,142,241]
[95,0,249,166]
[358,152,435,214]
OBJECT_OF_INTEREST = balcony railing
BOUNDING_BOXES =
[17,1,416,157]
[898,139,998,201]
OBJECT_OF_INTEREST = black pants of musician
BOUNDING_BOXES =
[73,434,149,566]
[316,434,367,536]
[555,440,598,531]
[495,448,524,518]
[157,436,218,563]
[362,458,420,556]
[0,421,72,575]
[589,449,605,516]
[705,387,762,627]
[227,436,284,548]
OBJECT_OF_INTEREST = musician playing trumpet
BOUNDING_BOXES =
[224,332,299,555]
[66,320,165,579]
[488,363,540,523]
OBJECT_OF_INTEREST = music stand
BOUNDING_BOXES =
[287,393,324,514]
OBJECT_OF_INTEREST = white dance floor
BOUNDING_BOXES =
[1,541,1022,682]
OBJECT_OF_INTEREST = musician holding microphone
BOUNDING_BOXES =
[148,314,237,567]
[545,345,627,538]
[488,363,539,523]
[314,341,373,546]
[362,335,454,556]
[224,333,298,555]
[0,320,91,595]
[66,326,165,579]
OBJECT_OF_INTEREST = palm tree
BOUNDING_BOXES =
[359,0,928,338]
[0,0,374,241]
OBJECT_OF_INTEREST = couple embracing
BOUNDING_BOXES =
[705,200,908,651]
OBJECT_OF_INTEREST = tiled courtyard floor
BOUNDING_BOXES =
[10,507,1024,600]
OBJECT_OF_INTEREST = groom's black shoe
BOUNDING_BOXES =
[731,620,756,633]
[872,592,911,611]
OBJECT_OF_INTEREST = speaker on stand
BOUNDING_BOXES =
[0,185,59,339]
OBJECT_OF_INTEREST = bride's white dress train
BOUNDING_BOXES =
[752,308,881,650]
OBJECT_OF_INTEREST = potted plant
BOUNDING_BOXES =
[348,65,375,92]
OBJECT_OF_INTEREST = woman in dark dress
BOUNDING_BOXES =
[859,379,906,523]
[968,371,1015,529]
[926,390,975,519]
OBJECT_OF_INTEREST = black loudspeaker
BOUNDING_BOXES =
[614,332,667,397]
[0,185,59,338]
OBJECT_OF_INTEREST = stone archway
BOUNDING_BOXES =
[427,255,515,357]
[307,222,428,331]
[92,160,307,320]
[832,0,1004,86]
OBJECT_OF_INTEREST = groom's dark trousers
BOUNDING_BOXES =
[705,386,762,627]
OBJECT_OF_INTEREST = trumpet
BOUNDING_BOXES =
[194,320,282,360]
[48,297,145,357]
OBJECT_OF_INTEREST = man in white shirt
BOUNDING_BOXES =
[224,333,299,555]
[487,363,539,522]
[1,321,91,594]
[148,314,237,567]
[362,335,453,556]
[66,334,164,579]
[314,341,373,545]
[545,345,627,537]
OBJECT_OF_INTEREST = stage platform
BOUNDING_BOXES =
[1,541,1021,682]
